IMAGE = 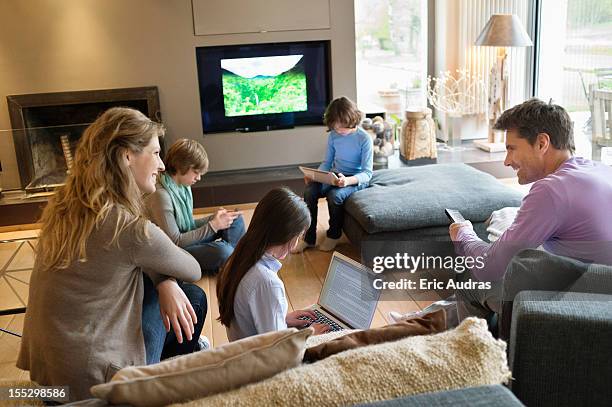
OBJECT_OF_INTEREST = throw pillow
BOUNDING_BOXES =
[303,309,446,362]
[304,329,357,348]
[486,207,519,242]
[171,318,511,407]
[90,328,313,407]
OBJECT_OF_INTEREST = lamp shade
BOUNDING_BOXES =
[475,14,533,47]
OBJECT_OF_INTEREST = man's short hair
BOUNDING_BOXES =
[164,138,209,176]
[494,98,575,153]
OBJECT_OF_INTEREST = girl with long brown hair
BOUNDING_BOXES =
[18,107,205,401]
[217,187,330,341]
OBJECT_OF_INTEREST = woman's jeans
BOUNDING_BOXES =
[142,274,207,364]
[303,182,367,245]
[185,215,245,275]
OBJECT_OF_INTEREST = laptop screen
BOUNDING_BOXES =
[319,254,380,329]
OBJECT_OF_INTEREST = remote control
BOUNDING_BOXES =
[445,209,466,223]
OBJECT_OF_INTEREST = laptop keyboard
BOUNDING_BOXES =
[299,309,344,332]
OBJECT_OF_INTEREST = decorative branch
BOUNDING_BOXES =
[427,69,487,116]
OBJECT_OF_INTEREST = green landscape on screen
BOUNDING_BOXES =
[222,56,307,116]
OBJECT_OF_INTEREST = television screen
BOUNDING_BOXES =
[196,41,330,134]
[221,55,307,117]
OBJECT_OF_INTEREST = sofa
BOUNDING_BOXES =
[500,249,612,407]
[357,385,523,406]
[364,288,612,407]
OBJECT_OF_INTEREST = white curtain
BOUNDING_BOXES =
[458,0,531,112]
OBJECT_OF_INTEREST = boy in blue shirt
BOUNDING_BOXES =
[293,96,373,252]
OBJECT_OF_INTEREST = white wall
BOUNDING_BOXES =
[0,0,357,189]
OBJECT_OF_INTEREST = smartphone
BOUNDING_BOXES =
[445,209,466,223]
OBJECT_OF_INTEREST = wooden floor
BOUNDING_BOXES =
[0,176,526,380]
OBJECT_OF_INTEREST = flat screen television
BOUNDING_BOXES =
[196,40,331,134]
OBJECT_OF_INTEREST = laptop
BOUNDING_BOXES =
[298,166,339,185]
[302,252,381,331]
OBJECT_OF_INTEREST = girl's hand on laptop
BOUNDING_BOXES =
[286,309,317,327]
[311,323,332,335]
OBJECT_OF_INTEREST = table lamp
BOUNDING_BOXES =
[473,14,533,152]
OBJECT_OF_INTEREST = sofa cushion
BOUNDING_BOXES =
[173,318,511,407]
[303,309,446,362]
[90,328,313,407]
[345,164,524,234]
[500,249,612,340]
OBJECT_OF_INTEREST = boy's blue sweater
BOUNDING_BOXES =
[318,127,373,186]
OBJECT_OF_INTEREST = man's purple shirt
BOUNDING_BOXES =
[456,157,612,280]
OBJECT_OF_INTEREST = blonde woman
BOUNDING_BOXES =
[17,108,205,402]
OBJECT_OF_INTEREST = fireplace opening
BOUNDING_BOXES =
[7,87,161,192]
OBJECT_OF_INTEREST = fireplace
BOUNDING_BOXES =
[7,87,161,192]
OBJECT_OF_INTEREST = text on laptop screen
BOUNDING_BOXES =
[319,255,380,329]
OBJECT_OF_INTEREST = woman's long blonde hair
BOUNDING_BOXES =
[37,107,165,271]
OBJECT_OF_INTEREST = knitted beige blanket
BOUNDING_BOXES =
[173,318,511,406]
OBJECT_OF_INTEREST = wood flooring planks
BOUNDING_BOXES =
[195,276,213,347]
[279,252,324,312]
[206,277,229,347]
[0,314,26,380]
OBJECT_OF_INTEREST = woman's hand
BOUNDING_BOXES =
[304,176,313,185]
[157,279,197,344]
[210,208,242,231]
[286,309,317,328]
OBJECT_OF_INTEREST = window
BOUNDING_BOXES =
[535,0,612,158]
[354,0,428,118]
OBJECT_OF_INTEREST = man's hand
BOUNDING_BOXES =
[449,220,473,241]
[286,309,317,328]
[157,279,197,344]
[304,176,313,185]
[210,208,241,231]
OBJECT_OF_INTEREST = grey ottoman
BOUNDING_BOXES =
[344,164,524,248]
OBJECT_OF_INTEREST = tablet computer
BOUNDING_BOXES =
[299,166,339,185]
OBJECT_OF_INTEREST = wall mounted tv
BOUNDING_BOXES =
[196,40,331,134]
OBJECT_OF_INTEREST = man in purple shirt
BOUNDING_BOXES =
[450,98,612,321]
